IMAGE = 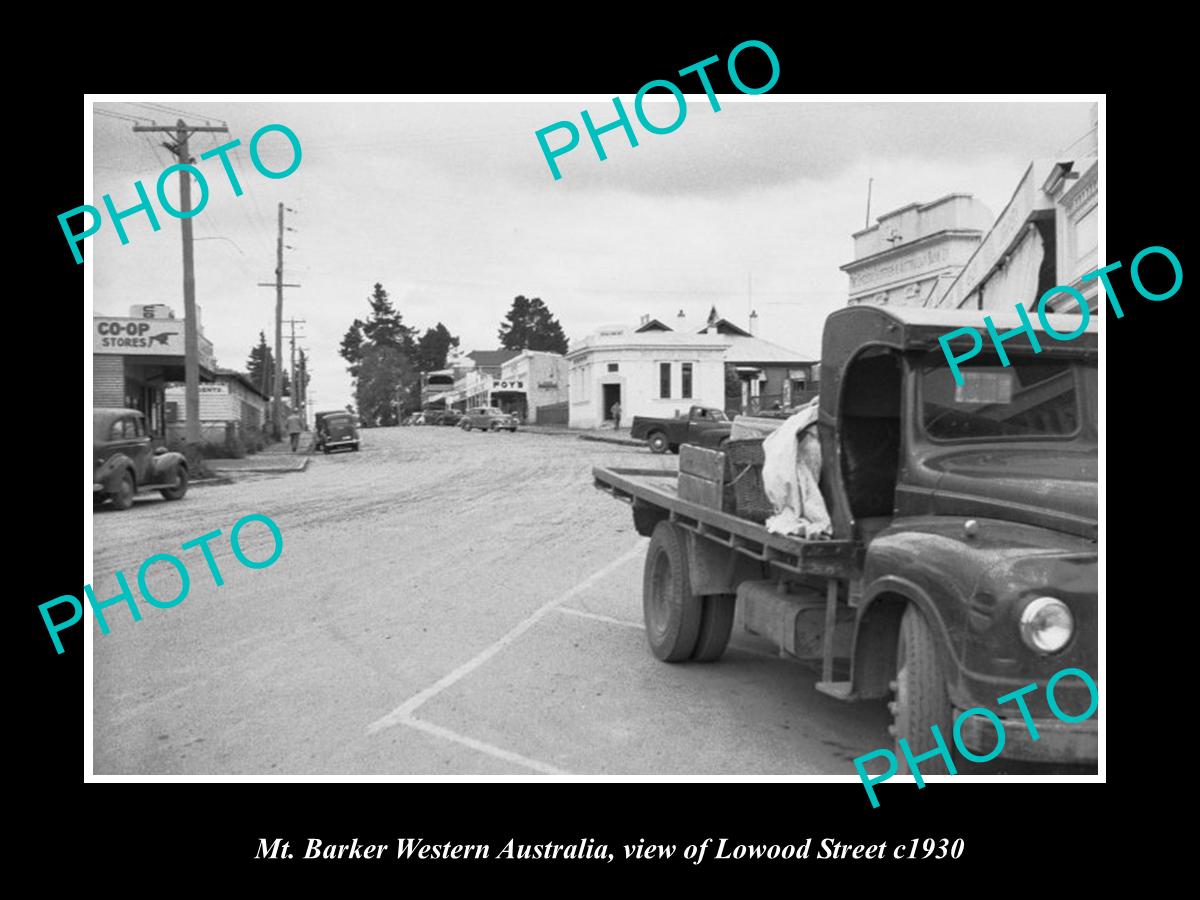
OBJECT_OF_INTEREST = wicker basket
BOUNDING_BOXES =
[724,439,773,523]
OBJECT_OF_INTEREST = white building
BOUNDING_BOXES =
[566,325,729,429]
[496,350,569,423]
[841,194,994,308]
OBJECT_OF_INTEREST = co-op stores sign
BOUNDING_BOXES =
[94,318,184,353]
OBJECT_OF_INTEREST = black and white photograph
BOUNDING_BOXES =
[80,95,1101,788]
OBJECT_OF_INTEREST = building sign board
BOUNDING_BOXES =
[94,316,214,369]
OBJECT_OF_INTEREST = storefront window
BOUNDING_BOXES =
[659,362,671,399]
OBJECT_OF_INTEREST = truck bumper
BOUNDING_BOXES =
[956,708,1098,764]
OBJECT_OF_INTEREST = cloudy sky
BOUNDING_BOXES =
[90,98,1094,409]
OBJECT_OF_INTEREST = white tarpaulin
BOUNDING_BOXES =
[760,399,832,539]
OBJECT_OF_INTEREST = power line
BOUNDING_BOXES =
[133,101,228,125]
[94,108,147,124]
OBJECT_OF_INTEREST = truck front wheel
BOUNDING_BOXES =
[892,604,954,775]
[642,522,702,662]
[647,432,668,454]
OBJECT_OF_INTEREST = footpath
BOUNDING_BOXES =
[204,427,644,483]
[204,432,313,477]
[520,424,646,448]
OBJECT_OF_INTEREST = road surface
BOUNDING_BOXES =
[91,425,1071,776]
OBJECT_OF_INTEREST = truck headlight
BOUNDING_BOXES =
[1019,596,1073,653]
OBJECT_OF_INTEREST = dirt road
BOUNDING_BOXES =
[92,425,900,775]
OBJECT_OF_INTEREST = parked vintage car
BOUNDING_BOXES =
[460,406,518,432]
[630,405,731,454]
[314,410,360,453]
[93,408,189,510]
[422,408,461,426]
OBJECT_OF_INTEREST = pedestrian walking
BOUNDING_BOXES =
[610,401,622,431]
[285,411,303,452]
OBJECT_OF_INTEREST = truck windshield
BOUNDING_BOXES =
[921,355,1094,441]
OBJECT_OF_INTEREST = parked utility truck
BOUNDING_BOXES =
[593,305,1098,768]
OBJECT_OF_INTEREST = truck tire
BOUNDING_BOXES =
[691,594,735,662]
[642,521,702,662]
[892,604,954,776]
[111,471,135,511]
[631,504,665,537]
[159,465,188,500]
[647,431,668,454]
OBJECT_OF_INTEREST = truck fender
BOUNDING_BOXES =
[849,576,959,700]
[684,532,763,595]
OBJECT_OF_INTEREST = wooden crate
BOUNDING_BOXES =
[678,445,733,512]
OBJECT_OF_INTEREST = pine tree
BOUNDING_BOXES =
[498,296,568,354]
[246,331,289,396]
[339,283,419,422]
[415,322,460,372]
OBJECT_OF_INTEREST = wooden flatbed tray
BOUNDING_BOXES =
[593,466,860,579]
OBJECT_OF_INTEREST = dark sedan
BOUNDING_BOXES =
[460,406,518,432]
[93,408,189,510]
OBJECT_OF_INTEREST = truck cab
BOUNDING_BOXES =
[821,305,1097,765]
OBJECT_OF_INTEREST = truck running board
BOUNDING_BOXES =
[815,681,855,700]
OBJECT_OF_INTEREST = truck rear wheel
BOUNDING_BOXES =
[691,594,735,662]
[647,431,668,454]
[642,522,702,662]
[892,604,954,776]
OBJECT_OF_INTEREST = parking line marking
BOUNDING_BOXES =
[366,539,648,734]
[556,607,644,630]
[400,715,568,775]
[556,605,777,659]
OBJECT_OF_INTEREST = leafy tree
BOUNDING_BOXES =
[355,344,412,426]
[498,295,568,354]
[414,322,460,372]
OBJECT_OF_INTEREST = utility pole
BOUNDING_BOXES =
[285,317,307,424]
[297,346,311,428]
[132,119,228,445]
[258,203,300,440]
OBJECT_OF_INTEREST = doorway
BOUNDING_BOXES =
[602,383,621,421]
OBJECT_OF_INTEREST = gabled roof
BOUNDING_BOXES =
[719,333,819,364]
[635,318,673,333]
[699,318,753,338]
[215,367,270,401]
